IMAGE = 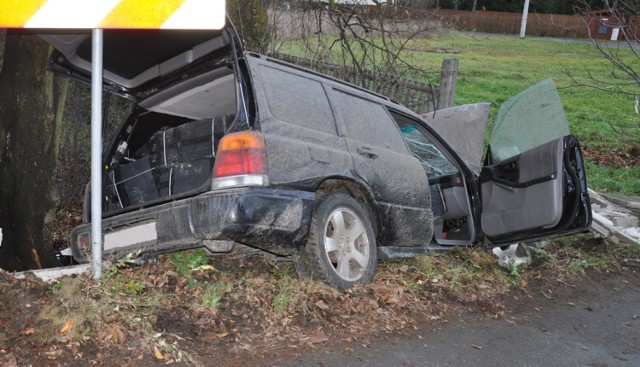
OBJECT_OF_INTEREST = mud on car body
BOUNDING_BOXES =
[41,21,591,289]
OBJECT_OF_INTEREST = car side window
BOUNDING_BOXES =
[334,90,407,153]
[490,78,570,163]
[259,65,337,135]
[391,113,459,179]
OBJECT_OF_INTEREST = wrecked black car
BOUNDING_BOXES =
[41,22,591,289]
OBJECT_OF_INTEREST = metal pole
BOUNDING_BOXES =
[91,28,104,281]
[520,0,530,39]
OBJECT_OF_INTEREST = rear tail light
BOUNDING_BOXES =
[212,131,269,189]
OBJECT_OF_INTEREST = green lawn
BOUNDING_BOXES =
[281,33,640,194]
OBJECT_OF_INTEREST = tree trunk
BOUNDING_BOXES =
[0,32,68,271]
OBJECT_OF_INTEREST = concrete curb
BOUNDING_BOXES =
[12,264,91,283]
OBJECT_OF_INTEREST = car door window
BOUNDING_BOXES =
[490,78,570,163]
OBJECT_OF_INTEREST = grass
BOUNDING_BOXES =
[400,248,513,291]
[170,249,210,277]
[624,243,640,257]
[201,281,231,311]
[269,262,307,314]
[584,161,640,194]
[532,237,622,277]
[280,33,640,194]
[272,280,298,314]
[397,236,625,291]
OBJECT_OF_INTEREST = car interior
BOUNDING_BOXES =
[390,111,476,246]
[103,67,237,212]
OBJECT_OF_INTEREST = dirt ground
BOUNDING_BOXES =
[0,237,638,367]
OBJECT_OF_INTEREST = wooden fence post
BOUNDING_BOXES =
[437,58,458,110]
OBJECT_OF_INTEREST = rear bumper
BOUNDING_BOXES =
[70,188,315,262]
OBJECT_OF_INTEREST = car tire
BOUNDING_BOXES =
[295,191,377,289]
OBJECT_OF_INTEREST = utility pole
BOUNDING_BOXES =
[520,0,531,38]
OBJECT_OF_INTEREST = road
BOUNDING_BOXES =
[280,268,640,367]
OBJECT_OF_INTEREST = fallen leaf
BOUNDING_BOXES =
[315,300,330,311]
[201,333,218,343]
[110,326,125,344]
[368,284,404,303]
[45,350,58,360]
[60,319,73,334]
[194,265,215,272]
[21,327,35,336]
[153,345,164,360]
[215,331,229,338]
[307,329,328,344]
[281,317,291,327]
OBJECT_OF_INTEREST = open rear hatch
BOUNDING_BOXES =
[40,27,235,100]
[40,21,248,217]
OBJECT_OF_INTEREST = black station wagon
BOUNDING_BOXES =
[42,21,591,288]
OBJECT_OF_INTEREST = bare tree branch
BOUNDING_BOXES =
[285,1,440,90]
[569,0,640,94]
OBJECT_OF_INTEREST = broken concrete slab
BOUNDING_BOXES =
[589,188,640,245]
[600,192,640,216]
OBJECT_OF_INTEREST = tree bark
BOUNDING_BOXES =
[0,32,68,271]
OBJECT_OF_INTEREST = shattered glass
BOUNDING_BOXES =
[400,125,459,179]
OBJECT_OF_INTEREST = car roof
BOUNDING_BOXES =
[245,52,419,117]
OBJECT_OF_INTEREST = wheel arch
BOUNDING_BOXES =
[313,177,381,241]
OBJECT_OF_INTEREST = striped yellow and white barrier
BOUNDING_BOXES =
[0,0,225,29]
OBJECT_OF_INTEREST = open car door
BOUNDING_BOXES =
[480,79,592,245]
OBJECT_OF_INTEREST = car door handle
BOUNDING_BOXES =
[357,147,378,159]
